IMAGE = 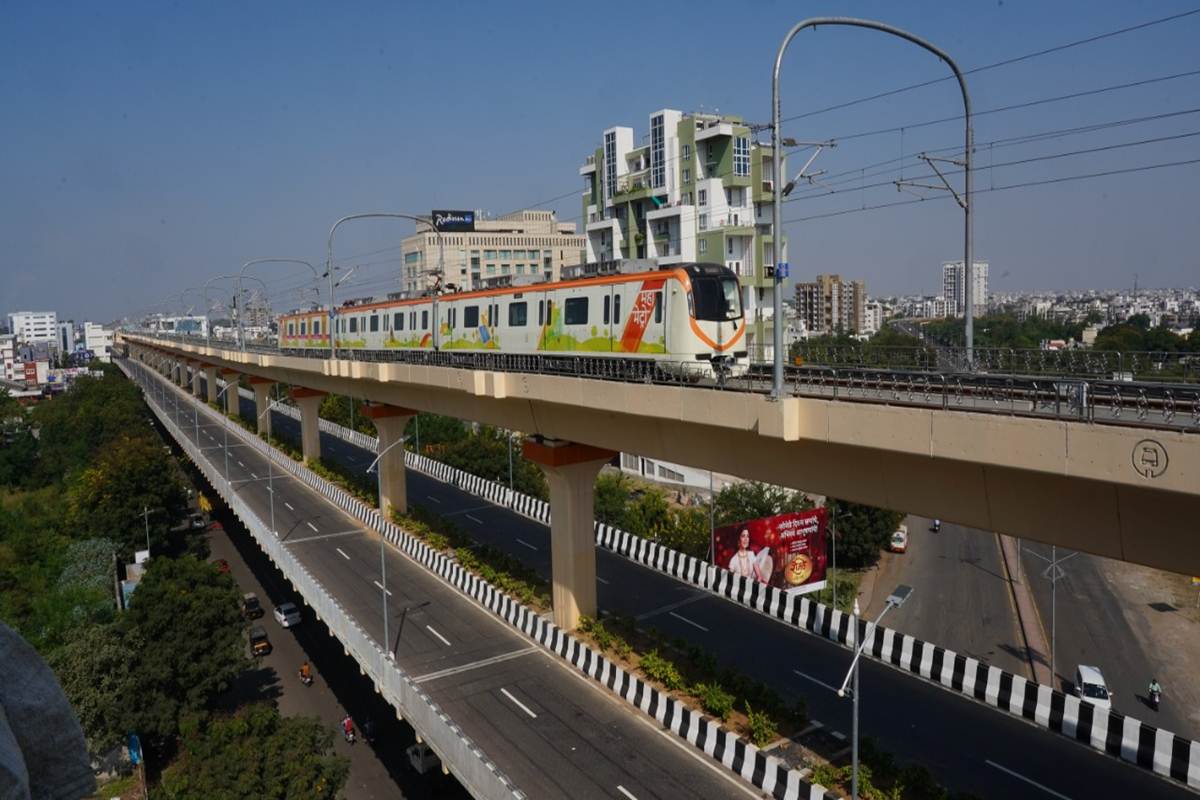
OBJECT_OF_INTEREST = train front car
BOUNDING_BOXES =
[278,309,329,355]
[675,263,748,380]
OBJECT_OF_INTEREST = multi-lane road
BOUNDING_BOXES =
[143,367,759,800]
[226,387,1198,800]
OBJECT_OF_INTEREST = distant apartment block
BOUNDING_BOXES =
[942,261,989,318]
[7,310,57,346]
[579,109,787,358]
[400,210,584,296]
[83,322,113,363]
[0,335,16,382]
[58,321,76,354]
[794,274,866,335]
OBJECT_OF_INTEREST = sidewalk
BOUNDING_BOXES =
[996,534,1053,685]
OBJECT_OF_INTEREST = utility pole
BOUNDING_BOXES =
[143,506,151,554]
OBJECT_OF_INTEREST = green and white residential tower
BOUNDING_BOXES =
[579,109,787,359]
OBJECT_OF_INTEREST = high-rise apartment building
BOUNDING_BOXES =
[58,321,76,354]
[579,109,787,358]
[400,210,584,296]
[7,311,57,346]
[793,274,866,335]
[941,261,989,318]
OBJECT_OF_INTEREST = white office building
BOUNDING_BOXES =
[7,311,58,346]
[0,335,16,382]
[83,322,114,362]
[941,261,989,318]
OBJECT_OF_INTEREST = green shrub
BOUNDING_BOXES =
[640,650,684,691]
[744,703,777,747]
[612,636,631,660]
[591,622,614,651]
[810,763,844,790]
[694,682,734,721]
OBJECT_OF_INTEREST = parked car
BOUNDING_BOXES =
[273,602,301,628]
[241,592,263,619]
[889,525,909,553]
[211,558,231,574]
[249,625,272,657]
[1075,665,1113,709]
[188,512,206,529]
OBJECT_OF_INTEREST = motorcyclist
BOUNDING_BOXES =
[342,715,355,742]
[1149,678,1163,697]
[299,661,312,682]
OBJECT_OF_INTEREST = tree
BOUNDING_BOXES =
[713,481,811,527]
[318,394,377,437]
[49,622,143,755]
[827,499,904,569]
[159,704,349,800]
[405,412,467,452]
[66,434,188,560]
[593,471,632,528]
[122,556,246,746]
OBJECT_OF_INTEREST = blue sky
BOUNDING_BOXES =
[1,0,1197,322]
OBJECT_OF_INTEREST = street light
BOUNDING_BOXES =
[391,600,431,661]
[837,584,913,800]
[325,213,445,360]
[237,259,322,350]
[366,436,408,659]
[771,17,975,396]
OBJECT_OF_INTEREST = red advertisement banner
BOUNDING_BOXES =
[712,508,828,594]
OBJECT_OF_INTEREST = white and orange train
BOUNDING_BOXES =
[277,262,748,378]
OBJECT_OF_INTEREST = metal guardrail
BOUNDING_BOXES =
[123,331,1200,432]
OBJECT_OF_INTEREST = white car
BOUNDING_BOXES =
[1075,665,1113,709]
[273,602,301,628]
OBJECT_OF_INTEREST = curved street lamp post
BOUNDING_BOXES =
[237,259,322,350]
[771,17,974,397]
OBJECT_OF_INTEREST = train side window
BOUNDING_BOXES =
[464,306,479,328]
[349,317,358,334]
[603,296,610,325]
[287,322,295,336]
[508,302,527,327]
[300,321,307,335]
[654,292,663,323]
[614,294,622,323]
[313,320,321,336]
[538,300,544,325]
[422,310,428,329]
[564,297,588,325]
[369,315,379,332]
[394,312,403,330]
[382,314,389,331]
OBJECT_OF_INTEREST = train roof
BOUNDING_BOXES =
[280,262,734,319]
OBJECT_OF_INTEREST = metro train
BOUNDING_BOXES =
[277,262,749,378]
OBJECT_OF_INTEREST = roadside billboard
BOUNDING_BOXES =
[712,508,828,594]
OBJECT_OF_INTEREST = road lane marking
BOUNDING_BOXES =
[336,548,351,560]
[597,576,611,585]
[238,460,245,467]
[617,787,638,800]
[266,486,273,493]
[500,688,537,719]
[444,504,492,517]
[373,580,393,596]
[281,529,362,544]
[635,592,706,621]
[425,625,452,646]
[985,761,1072,799]
[413,646,539,684]
[793,669,840,694]
[284,502,295,511]
[668,611,709,632]
[250,472,258,480]
[425,495,442,504]
[306,521,319,532]
[466,514,483,525]
[516,538,538,551]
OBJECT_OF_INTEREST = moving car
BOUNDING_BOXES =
[249,625,272,657]
[188,512,206,529]
[889,525,909,553]
[273,602,301,628]
[241,592,263,620]
[1075,665,1113,709]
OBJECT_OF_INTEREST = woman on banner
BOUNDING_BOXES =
[727,528,773,585]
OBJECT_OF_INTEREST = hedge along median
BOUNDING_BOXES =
[304,406,1200,792]
[146,362,830,800]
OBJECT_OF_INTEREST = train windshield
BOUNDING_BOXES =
[692,276,742,321]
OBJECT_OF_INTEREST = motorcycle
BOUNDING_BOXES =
[930,519,941,533]
[299,670,313,687]
[1150,687,1162,711]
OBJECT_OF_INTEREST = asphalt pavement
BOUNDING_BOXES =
[239,393,1199,800]
[154,372,757,800]
[864,520,1028,677]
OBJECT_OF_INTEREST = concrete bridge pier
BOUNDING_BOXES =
[204,365,219,404]
[523,437,617,631]
[190,361,204,398]
[361,404,417,516]
[290,388,327,463]
[250,378,276,437]
[175,360,187,387]
[220,370,241,416]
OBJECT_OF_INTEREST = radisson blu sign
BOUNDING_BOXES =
[431,209,475,232]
